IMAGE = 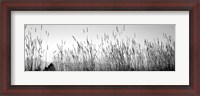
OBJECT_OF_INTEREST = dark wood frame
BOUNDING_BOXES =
[0,0,199,95]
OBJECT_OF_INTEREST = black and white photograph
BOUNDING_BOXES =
[25,24,175,71]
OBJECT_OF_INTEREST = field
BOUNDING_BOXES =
[25,25,175,71]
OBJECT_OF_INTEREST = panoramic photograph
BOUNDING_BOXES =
[25,24,175,71]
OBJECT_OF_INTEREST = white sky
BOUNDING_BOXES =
[25,24,175,62]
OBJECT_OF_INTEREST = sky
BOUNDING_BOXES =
[25,24,175,62]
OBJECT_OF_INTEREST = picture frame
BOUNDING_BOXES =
[0,0,199,95]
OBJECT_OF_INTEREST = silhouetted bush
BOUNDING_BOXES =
[43,63,56,71]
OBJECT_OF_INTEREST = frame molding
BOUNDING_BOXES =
[1,0,199,95]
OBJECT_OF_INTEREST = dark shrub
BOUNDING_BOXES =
[43,63,56,71]
[48,63,56,71]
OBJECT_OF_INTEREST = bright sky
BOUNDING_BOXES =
[25,24,175,62]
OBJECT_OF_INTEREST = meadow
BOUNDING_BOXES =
[25,25,175,71]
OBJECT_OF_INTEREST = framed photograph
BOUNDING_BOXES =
[1,0,199,95]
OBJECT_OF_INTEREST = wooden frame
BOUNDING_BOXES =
[0,0,199,95]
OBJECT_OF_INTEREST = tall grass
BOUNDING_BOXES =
[52,26,175,71]
[25,25,49,71]
[25,31,44,71]
[25,25,175,71]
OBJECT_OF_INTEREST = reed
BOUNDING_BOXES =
[25,25,175,71]
[52,26,175,71]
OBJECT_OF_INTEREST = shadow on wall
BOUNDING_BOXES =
[43,63,56,71]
